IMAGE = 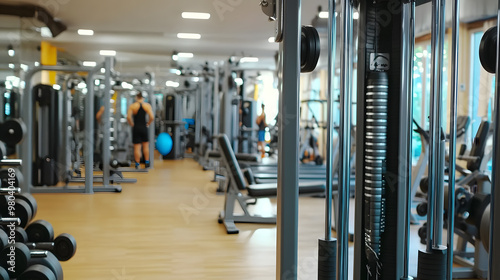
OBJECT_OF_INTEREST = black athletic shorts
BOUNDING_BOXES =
[132,126,149,144]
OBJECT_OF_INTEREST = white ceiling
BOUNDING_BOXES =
[0,0,329,75]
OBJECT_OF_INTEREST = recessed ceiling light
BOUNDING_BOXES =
[178,52,194,58]
[182,12,211,20]
[53,84,61,90]
[40,27,52,38]
[99,50,116,56]
[268,37,275,43]
[353,12,359,20]
[166,81,180,88]
[78,29,94,36]
[83,61,97,67]
[8,64,14,69]
[177,33,201,40]
[240,57,259,63]
[319,11,329,18]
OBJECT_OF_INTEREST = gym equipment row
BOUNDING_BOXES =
[259,0,500,279]
[0,148,77,279]
[21,57,156,194]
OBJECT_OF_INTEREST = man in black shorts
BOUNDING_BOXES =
[127,91,154,169]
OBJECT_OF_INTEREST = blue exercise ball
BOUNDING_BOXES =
[156,132,173,156]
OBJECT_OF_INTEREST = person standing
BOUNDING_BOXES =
[127,91,154,169]
[256,103,268,158]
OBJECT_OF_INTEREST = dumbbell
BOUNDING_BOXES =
[0,193,38,227]
[0,168,24,189]
[18,264,57,280]
[25,233,77,261]
[0,218,29,245]
[110,159,131,169]
[26,220,55,242]
[0,243,63,279]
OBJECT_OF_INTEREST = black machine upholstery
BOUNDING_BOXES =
[217,134,325,196]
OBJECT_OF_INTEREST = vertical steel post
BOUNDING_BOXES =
[148,72,156,168]
[276,0,301,278]
[337,0,353,278]
[447,0,460,279]
[101,57,113,187]
[427,0,446,251]
[325,0,337,241]
[400,1,415,279]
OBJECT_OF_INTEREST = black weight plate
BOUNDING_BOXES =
[16,193,38,218]
[366,106,388,113]
[13,199,33,227]
[0,243,30,278]
[27,252,63,280]
[364,174,383,181]
[26,220,55,242]
[18,264,57,280]
[0,119,26,146]
[15,226,28,243]
[365,126,387,134]
[364,135,387,143]
[365,166,384,173]
[365,158,385,166]
[479,26,497,74]
[54,233,77,261]
[0,266,8,280]
[301,25,321,73]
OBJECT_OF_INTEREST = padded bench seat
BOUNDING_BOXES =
[247,181,326,197]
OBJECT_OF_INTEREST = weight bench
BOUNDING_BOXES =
[216,134,325,234]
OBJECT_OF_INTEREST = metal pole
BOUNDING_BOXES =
[337,0,353,278]
[101,57,113,187]
[447,0,460,279]
[401,2,415,279]
[213,64,220,149]
[149,72,156,168]
[427,0,446,251]
[61,80,70,182]
[488,2,500,278]
[21,65,94,193]
[84,64,104,194]
[276,0,301,277]
[325,0,337,241]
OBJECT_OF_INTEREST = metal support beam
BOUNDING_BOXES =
[337,0,353,278]
[400,2,415,279]
[101,57,113,187]
[447,0,460,279]
[276,0,301,278]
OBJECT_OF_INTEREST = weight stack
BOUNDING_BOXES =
[417,246,447,280]
[318,239,336,280]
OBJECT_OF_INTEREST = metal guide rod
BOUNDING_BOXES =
[401,2,415,279]
[447,0,460,279]
[325,0,337,241]
[489,2,500,278]
[84,63,105,193]
[148,73,156,168]
[102,57,113,187]
[276,0,301,277]
[21,65,95,193]
[337,0,353,278]
[61,81,70,180]
[427,0,446,251]
[213,64,220,149]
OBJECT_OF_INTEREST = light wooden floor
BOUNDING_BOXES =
[30,156,462,279]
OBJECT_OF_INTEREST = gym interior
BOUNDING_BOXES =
[0,0,499,279]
